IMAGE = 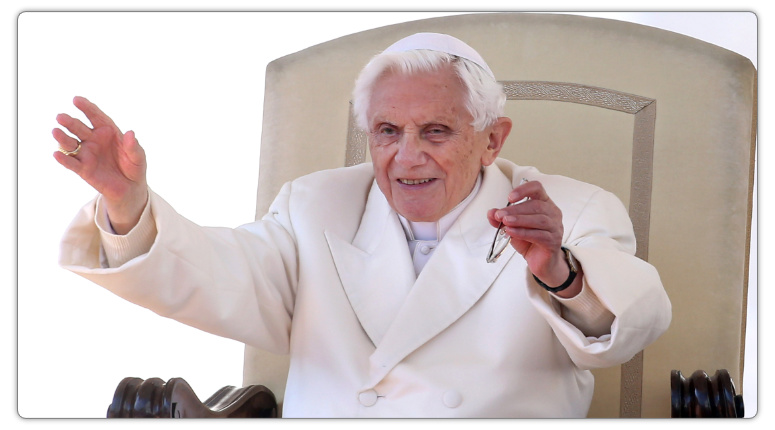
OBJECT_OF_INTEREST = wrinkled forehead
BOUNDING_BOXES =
[368,67,471,126]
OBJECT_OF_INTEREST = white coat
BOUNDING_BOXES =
[59,158,671,418]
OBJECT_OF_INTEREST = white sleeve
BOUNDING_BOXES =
[526,187,672,370]
[59,186,298,354]
[94,193,157,268]
[552,283,615,338]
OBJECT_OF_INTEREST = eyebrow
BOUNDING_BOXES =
[368,110,462,130]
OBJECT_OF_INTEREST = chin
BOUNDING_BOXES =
[397,207,442,223]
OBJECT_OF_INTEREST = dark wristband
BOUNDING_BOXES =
[533,246,578,293]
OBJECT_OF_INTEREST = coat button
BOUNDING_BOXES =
[358,389,378,407]
[420,244,431,254]
[442,390,463,408]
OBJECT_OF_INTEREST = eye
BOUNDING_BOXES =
[379,125,397,136]
[370,123,400,146]
[423,125,451,142]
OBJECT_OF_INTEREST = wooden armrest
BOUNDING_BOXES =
[671,369,744,418]
[107,377,277,418]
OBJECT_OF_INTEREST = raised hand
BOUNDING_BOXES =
[53,96,148,234]
[487,180,582,297]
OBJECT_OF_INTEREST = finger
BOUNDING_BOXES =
[492,198,530,220]
[73,96,119,130]
[503,199,561,223]
[56,113,93,141]
[505,226,557,249]
[508,180,549,203]
[501,213,554,231]
[52,128,80,152]
[501,200,563,237]
[52,149,82,174]
[487,208,504,228]
[121,130,146,166]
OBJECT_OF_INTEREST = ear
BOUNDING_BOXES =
[480,117,513,166]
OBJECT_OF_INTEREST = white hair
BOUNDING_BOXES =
[352,49,506,132]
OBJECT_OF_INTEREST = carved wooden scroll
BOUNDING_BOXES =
[107,377,277,418]
[671,369,744,418]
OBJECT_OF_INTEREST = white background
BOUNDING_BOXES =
[4,5,762,426]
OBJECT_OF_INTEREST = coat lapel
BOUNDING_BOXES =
[325,165,522,387]
[364,164,519,387]
[325,182,417,347]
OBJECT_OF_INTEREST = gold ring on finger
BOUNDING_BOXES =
[58,142,81,157]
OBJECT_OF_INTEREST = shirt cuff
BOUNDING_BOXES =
[94,192,157,268]
[552,281,615,338]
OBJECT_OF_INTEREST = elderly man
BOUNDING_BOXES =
[54,33,671,417]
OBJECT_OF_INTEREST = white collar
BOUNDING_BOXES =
[398,173,483,242]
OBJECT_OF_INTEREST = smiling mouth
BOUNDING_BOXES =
[398,178,435,185]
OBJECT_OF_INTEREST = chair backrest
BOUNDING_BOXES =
[246,12,756,417]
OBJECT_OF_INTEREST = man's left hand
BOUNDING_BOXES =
[487,180,582,298]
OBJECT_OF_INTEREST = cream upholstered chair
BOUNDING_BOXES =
[247,13,756,417]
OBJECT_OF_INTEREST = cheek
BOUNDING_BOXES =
[437,142,483,194]
[442,144,477,176]
[369,144,392,172]
[369,145,394,192]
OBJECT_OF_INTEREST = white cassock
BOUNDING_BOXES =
[59,158,671,417]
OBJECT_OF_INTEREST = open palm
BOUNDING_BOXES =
[53,96,148,233]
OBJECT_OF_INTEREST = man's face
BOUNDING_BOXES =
[367,65,502,222]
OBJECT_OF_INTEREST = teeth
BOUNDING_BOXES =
[400,178,433,185]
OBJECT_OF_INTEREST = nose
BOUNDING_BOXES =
[394,131,427,168]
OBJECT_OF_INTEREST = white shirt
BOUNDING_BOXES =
[398,174,482,276]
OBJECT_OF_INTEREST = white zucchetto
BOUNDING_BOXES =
[381,32,495,78]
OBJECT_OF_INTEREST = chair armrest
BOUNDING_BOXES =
[107,377,277,418]
[671,369,744,418]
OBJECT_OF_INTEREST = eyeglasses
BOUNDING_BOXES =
[486,178,529,263]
